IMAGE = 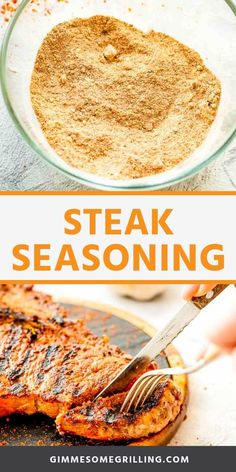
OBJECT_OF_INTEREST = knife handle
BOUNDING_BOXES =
[192,284,228,310]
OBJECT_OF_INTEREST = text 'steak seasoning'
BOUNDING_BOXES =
[31,16,221,180]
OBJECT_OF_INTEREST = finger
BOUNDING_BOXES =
[194,283,217,297]
[182,284,200,300]
[182,283,217,300]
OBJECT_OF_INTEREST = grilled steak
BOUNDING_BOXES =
[0,284,67,322]
[56,381,181,441]
[0,286,182,442]
[0,307,130,417]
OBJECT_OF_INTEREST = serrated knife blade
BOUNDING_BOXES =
[95,284,228,400]
[95,301,199,399]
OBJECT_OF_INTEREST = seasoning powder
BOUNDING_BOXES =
[31,15,221,180]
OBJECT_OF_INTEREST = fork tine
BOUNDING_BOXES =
[121,343,221,414]
[121,373,169,413]
[132,376,157,410]
[120,373,152,413]
[120,381,140,413]
[140,374,168,407]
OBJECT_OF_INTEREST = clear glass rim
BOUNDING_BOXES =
[1,0,236,191]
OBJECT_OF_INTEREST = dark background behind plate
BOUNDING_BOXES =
[0,302,169,446]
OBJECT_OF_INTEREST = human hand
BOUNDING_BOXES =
[182,284,236,365]
[182,283,217,300]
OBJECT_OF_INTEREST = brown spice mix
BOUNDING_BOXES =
[31,15,221,180]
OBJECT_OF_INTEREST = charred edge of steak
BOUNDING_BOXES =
[0,308,45,349]
[0,305,76,340]
[0,284,68,323]
[0,284,33,293]
[106,381,172,424]
[66,380,178,426]
[52,314,65,326]
[0,307,40,327]
[0,304,67,329]
[0,306,28,323]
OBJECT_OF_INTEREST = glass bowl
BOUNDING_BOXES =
[1,0,236,191]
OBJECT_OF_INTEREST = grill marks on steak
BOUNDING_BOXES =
[0,285,182,441]
[0,324,22,373]
[0,306,131,418]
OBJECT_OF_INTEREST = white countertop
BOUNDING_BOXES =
[36,283,236,446]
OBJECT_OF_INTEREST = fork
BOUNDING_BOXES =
[121,343,221,413]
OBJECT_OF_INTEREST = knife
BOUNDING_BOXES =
[95,284,228,399]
